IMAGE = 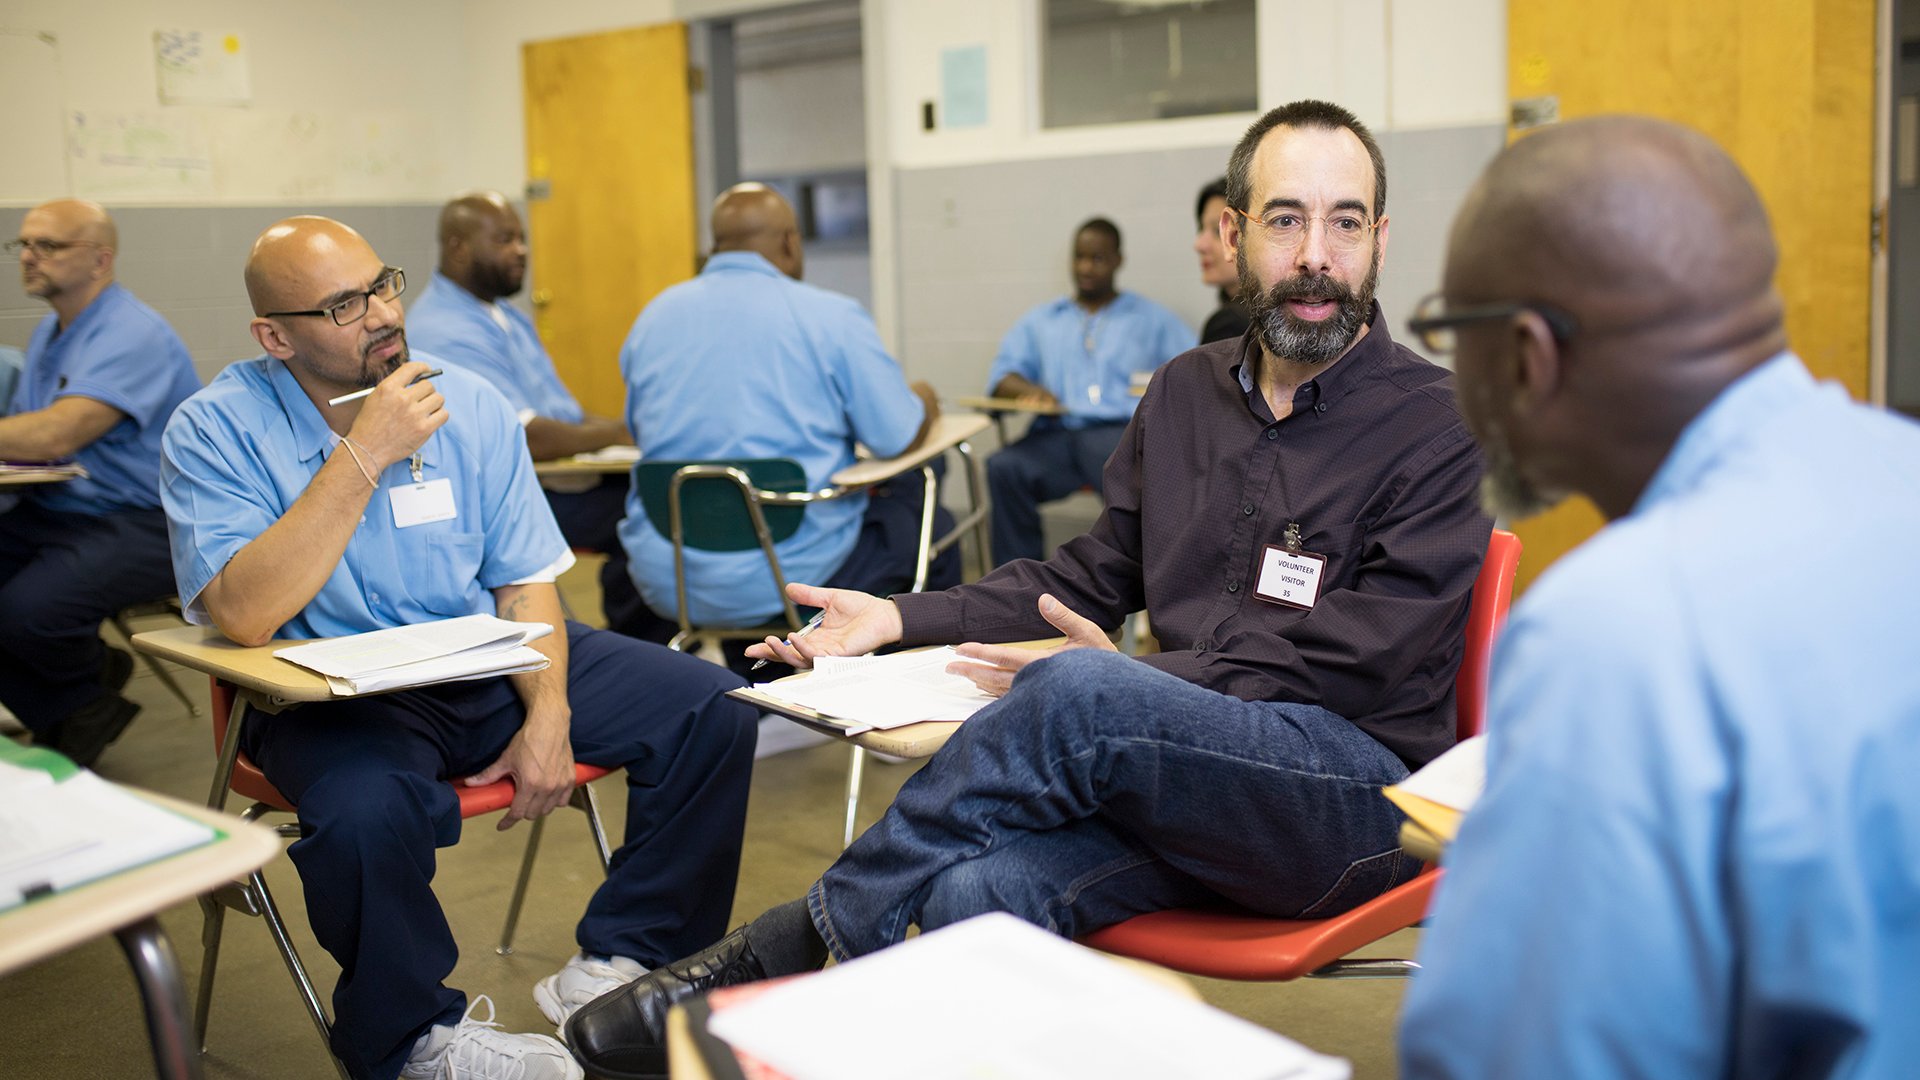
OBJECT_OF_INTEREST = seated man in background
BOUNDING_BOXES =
[407,191,640,627]
[159,217,757,1080]
[1399,118,1920,1078]
[0,198,200,766]
[984,216,1192,565]
[613,183,957,667]
[1194,176,1251,344]
[565,99,1491,1080]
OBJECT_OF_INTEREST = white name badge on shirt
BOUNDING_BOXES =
[1254,544,1327,610]
[389,478,457,528]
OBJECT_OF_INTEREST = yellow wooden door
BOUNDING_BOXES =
[523,23,697,418]
[1506,0,1875,592]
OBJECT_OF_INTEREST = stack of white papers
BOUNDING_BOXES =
[0,759,216,911]
[751,647,996,732]
[708,912,1351,1080]
[1393,733,1487,813]
[274,614,552,695]
[574,444,642,464]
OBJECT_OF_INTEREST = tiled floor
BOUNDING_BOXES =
[0,559,1414,1079]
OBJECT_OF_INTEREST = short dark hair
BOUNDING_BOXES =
[1195,177,1228,226]
[1076,216,1122,252]
[1225,100,1386,219]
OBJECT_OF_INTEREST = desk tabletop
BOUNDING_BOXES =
[0,468,81,487]
[0,792,280,975]
[950,395,1068,417]
[532,448,640,478]
[130,626,338,703]
[829,413,990,489]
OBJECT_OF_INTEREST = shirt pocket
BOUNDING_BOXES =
[423,531,487,614]
[1300,522,1367,592]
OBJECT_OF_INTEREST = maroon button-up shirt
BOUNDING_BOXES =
[896,304,1491,768]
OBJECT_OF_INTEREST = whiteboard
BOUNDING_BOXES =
[0,30,69,201]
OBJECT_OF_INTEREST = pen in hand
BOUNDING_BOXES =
[750,610,827,672]
[328,368,444,407]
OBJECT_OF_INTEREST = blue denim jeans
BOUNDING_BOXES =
[807,649,1424,960]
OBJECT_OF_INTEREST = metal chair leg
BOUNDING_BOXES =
[251,868,348,1080]
[192,895,225,1054]
[841,745,867,849]
[497,815,548,956]
[574,782,614,871]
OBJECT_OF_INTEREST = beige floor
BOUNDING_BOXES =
[0,560,1417,1079]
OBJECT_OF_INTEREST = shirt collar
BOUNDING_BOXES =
[265,354,440,469]
[702,251,785,278]
[1230,300,1391,421]
[431,270,494,316]
[1633,351,1809,516]
[49,282,124,343]
[1049,291,1133,317]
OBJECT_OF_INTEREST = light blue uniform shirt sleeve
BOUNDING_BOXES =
[986,308,1045,392]
[984,294,1192,426]
[17,285,200,514]
[833,305,924,459]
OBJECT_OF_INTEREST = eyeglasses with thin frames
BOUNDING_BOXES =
[1405,292,1580,355]
[4,238,106,258]
[264,268,406,327]
[1230,205,1380,254]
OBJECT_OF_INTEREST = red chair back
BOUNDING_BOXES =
[1454,528,1521,741]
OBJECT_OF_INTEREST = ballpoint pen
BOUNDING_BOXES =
[750,610,827,672]
[328,368,444,407]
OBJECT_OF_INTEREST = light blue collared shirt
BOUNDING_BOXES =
[405,272,586,424]
[1400,353,1920,1079]
[13,283,200,515]
[159,354,569,640]
[617,251,926,626]
[986,291,1193,427]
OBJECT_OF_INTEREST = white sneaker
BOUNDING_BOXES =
[400,995,582,1080]
[534,952,647,1029]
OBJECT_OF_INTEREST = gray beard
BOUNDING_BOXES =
[1476,414,1559,521]
[1239,247,1379,368]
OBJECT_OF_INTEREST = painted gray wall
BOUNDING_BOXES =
[891,123,1507,401]
[2,203,443,387]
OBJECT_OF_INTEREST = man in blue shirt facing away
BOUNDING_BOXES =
[1398,116,1920,1078]
[615,183,957,663]
[406,192,640,628]
[0,199,200,766]
[159,217,757,1080]
[984,217,1193,564]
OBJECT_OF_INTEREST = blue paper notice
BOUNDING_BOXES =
[941,46,989,129]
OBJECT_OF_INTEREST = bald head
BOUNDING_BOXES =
[1441,116,1791,522]
[18,199,118,318]
[710,183,802,279]
[1447,115,1780,343]
[244,216,377,316]
[436,191,527,301]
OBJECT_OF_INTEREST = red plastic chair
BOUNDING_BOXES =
[1079,528,1521,980]
[196,677,615,1077]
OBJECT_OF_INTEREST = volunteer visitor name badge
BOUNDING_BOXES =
[390,477,457,528]
[1254,544,1326,610]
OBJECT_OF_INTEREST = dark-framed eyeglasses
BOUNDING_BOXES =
[4,238,105,258]
[1406,292,1580,355]
[265,267,406,327]
[1230,205,1379,254]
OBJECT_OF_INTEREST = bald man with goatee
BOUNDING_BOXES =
[612,182,955,667]
[158,216,757,1080]
[0,199,199,765]
[1398,116,1920,1077]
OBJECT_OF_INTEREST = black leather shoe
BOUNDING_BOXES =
[46,694,139,768]
[567,925,771,1080]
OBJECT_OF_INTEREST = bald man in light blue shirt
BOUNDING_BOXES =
[1399,117,1920,1078]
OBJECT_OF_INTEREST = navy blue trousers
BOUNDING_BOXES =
[986,421,1127,566]
[241,623,757,1080]
[0,500,176,733]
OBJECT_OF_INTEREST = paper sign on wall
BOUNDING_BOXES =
[941,46,989,129]
[155,29,251,106]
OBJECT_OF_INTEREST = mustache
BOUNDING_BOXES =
[361,327,405,359]
[1262,271,1355,308]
